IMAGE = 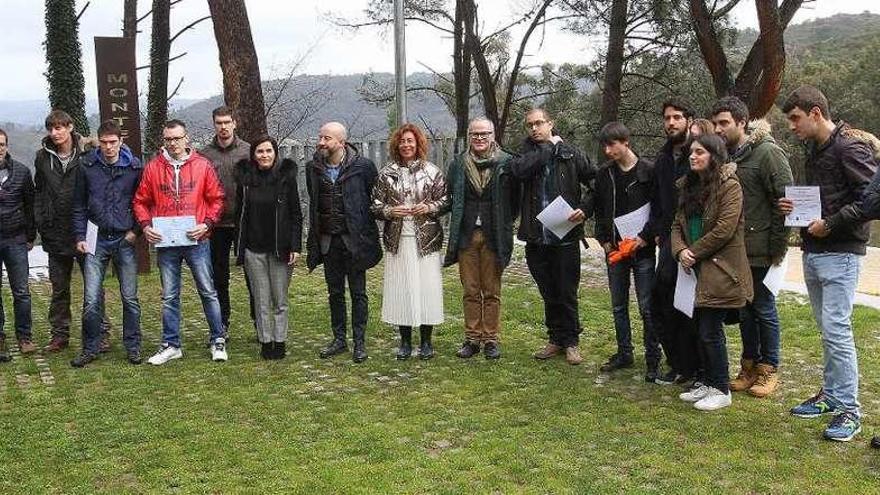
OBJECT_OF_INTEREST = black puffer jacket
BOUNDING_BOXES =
[0,155,36,243]
[233,158,303,264]
[801,122,877,255]
[305,143,382,272]
[33,134,85,256]
[510,138,595,244]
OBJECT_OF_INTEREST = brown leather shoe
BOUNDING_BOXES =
[44,337,69,353]
[533,343,563,360]
[565,346,583,365]
[729,358,757,391]
[18,339,37,355]
[748,363,780,398]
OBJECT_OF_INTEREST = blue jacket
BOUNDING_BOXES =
[72,145,144,242]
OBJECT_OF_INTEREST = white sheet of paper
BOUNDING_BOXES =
[536,195,577,240]
[85,220,99,255]
[153,215,198,248]
[674,264,697,318]
[614,203,651,240]
[784,186,822,227]
[762,254,789,297]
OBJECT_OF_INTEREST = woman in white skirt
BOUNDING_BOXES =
[371,124,449,360]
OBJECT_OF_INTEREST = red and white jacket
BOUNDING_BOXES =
[133,150,225,234]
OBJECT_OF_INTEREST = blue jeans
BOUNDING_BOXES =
[82,234,141,354]
[0,242,32,341]
[156,241,225,348]
[695,307,730,393]
[739,265,781,367]
[803,252,861,417]
[607,255,661,365]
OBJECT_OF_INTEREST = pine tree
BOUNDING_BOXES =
[44,0,90,135]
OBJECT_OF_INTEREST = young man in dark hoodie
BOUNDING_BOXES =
[711,96,793,398]
[0,128,36,362]
[511,108,595,365]
[70,121,144,367]
[34,110,111,354]
[779,86,877,442]
[305,122,382,363]
[593,122,662,382]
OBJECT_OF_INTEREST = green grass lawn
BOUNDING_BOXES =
[2,249,880,494]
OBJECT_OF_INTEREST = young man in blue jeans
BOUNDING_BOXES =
[779,86,878,442]
[70,121,143,367]
[593,122,663,382]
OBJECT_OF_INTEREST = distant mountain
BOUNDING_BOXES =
[736,12,880,51]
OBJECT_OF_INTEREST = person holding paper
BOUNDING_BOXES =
[371,124,449,360]
[133,119,227,365]
[712,96,793,398]
[69,121,144,367]
[593,122,663,382]
[778,85,877,442]
[510,108,595,365]
[671,134,752,412]
[234,136,302,361]
[443,117,517,360]
[0,128,36,363]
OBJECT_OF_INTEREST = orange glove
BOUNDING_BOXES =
[607,238,640,265]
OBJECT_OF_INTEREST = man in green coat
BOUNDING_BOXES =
[443,117,518,359]
[712,96,793,398]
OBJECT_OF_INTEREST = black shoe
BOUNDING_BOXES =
[456,341,480,359]
[599,353,634,372]
[274,342,286,360]
[654,369,679,385]
[871,436,880,449]
[71,352,98,368]
[645,367,660,383]
[0,339,10,363]
[397,327,413,360]
[418,325,434,360]
[260,343,272,360]
[483,341,501,360]
[319,339,347,358]
[127,350,143,365]
[674,372,694,386]
[353,342,368,363]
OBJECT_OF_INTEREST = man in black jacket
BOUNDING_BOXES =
[0,128,36,361]
[511,108,595,365]
[306,122,382,363]
[649,97,698,385]
[593,122,662,381]
[780,85,877,443]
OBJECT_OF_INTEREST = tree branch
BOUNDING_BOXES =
[169,15,210,44]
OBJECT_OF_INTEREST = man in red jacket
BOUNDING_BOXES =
[133,119,227,365]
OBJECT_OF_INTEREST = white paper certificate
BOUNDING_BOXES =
[153,215,198,248]
[536,195,578,240]
[763,254,789,297]
[85,221,99,255]
[614,204,651,240]
[674,264,697,318]
[784,186,822,227]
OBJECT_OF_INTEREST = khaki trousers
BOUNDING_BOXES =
[458,229,502,343]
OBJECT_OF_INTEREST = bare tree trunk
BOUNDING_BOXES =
[452,0,473,150]
[123,0,137,39]
[599,0,628,126]
[207,0,267,143]
[144,0,169,156]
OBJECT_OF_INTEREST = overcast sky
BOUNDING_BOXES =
[2,0,878,103]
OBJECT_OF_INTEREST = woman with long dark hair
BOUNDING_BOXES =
[371,124,449,360]
[671,134,752,411]
[234,136,303,360]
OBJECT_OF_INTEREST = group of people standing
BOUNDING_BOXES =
[0,84,879,445]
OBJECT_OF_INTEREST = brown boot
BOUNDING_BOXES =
[729,358,757,392]
[533,343,562,360]
[44,337,69,353]
[565,346,583,365]
[18,339,37,355]
[748,363,780,398]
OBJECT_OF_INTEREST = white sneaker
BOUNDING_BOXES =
[679,384,710,402]
[211,338,228,362]
[693,387,732,411]
[148,344,183,365]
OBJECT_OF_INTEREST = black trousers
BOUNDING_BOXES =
[211,226,255,331]
[324,235,368,343]
[695,307,730,393]
[525,242,582,347]
[652,239,701,377]
[48,253,109,340]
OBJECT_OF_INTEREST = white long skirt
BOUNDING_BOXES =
[381,235,445,327]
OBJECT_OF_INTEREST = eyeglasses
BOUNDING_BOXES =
[468,131,493,140]
[525,119,548,129]
[163,135,187,144]
[0,143,7,148]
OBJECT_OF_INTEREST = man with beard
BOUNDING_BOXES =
[649,97,697,385]
[305,122,382,363]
